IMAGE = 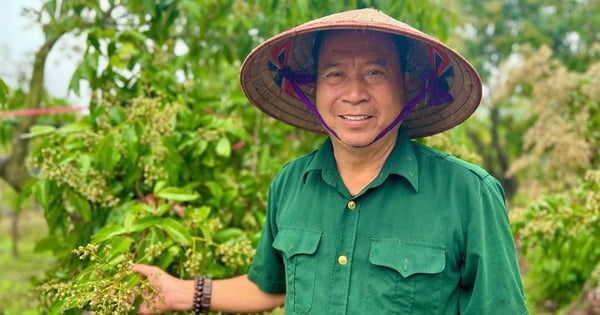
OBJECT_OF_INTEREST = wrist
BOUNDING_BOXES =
[193,276,213,314]
[169,279,197,312]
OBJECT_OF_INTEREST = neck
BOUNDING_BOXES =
[332,131,398,196]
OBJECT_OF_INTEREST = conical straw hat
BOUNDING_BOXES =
[240,8,482,138]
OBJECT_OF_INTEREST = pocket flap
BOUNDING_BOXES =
[369,239,445,278]
[273,229,322,259]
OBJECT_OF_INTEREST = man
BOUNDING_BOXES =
[133,8,529,314]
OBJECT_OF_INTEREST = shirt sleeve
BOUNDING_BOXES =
[247,180,287,294]
[459,175,529,314]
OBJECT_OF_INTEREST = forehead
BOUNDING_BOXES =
[318,30,399,58]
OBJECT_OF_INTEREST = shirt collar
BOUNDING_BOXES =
[302,129,419,192]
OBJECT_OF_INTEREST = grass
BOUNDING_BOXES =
[0,207,54,315]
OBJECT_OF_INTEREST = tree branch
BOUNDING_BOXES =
[0,36,62,191]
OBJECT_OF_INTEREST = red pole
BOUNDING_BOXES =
[0,106,88,118]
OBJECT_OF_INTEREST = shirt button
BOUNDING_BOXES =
[338,255,348,265]
[347,200,356,210]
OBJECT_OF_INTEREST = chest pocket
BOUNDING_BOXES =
[367,239,446,315]
[273,229,322,315]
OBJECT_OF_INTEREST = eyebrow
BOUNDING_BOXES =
[370,58,388,66]
[319,58,389,70]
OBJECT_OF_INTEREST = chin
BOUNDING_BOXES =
[337,136,375,148]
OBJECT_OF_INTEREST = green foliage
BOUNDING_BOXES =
[456,1,600,311]
[511,170,600,311]
[421,128,483,166]
[0,89,25,149]
[459,0,600,75]
[28,96,265,314]
[499,46,599,194]
[0,78,8,107]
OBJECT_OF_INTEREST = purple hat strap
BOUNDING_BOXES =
[280,69,340,139]
[281,68,452,143]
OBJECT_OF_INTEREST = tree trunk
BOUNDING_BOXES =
[11,207,20,257]
[0,36,62,257]
[467,107,518,201]
[0,37,59,192]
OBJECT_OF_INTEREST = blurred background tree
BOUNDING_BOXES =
[455,0,600,313]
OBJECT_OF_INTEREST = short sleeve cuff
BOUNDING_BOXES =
[248,267,286,294]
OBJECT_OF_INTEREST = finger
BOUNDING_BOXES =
[131,265,162,314]
[132,264,157,276]
[137,300,152,315]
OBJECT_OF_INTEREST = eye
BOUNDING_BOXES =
[325,71,343,78]
[322,71,345,83]
[365,68,386,83]
[367,68,385,76]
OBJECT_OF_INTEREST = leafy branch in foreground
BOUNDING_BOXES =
[27,96,260,314]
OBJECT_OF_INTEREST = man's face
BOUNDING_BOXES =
[316,30,407,148]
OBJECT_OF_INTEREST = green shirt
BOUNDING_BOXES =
[248,131,528,315]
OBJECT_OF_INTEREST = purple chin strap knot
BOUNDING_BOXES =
[279,67,453,144]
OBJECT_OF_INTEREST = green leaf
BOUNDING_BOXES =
[131,216,163,232]
[104,237,135,266]
[108,106,128,125]
[116,30,148,44]
[73,52,98,84]
[194,140,208,156]
[153,180,168,194]
[202,152,215,167]
[68,69,81,95]
[155,202,172,216]
[159,218,191,245]
[105,236,134,256]
[155,187,199,201]
[48,299,68,315]
[215,136,231,158]
[213,227,244,243]
[96,132,121,172]
[142,0,157,17]
[34,235,61,253]
[77,154,92,175]
[121,125,139,161]
[26,125,56,138]
[43,0,57,19]
[204,181,223,201]
[44,201,66,237]
[92,225,128,243]
[36,179,52,209]
[0,78,8,105]
[87,30,101,51]
[188,205,211,221]
[157,245,180,269]
[66,190,92,221]
[107,252,126,267]
[57,122,91,134]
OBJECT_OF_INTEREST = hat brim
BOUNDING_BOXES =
[240,9,482,138]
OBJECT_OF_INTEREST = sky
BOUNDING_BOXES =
[0,0,89,105]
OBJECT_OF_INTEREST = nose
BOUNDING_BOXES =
[342,76,369,105]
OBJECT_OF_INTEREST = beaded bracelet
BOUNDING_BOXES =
[193,276,212,314]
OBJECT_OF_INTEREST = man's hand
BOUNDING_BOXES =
[132,264,195,314]
[132,265,284,314]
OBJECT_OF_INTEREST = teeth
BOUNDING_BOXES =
[342,115,369,121]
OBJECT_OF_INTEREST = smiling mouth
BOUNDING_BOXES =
[341,115,371,121]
